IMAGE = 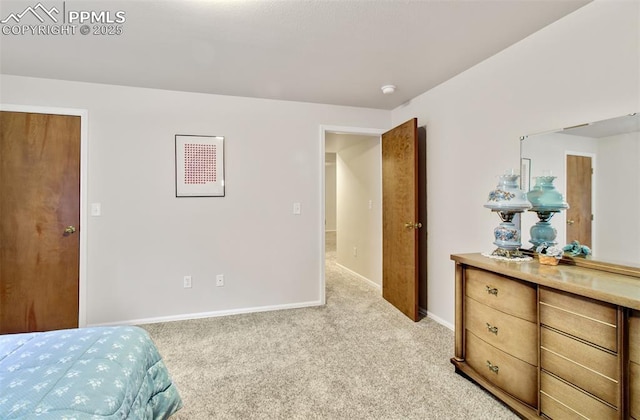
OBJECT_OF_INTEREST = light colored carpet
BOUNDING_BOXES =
[142,232,517,419]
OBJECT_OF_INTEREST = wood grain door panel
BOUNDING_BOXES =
[566,154,592,248]
[382,119,419,321]
[0,111,80,333]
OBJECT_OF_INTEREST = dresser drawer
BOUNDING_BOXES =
[631,361,639,419]
[465,330,537,406]
[465,267,536,322]
[541,371,618,419]
[541,327,619,407]
[540,287,618,352]
[465,297,537,365]
[631,311,639,364]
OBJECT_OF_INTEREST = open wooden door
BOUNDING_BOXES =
[566,154,592,248]
[382,118,421,321]
[0,111,81,333]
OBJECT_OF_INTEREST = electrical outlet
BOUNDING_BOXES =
[216,274,224,287]
[183,275,192,288]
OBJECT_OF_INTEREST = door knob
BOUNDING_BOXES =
[567,220,575,225]
[64,226,77,234]
[404,222,423,229]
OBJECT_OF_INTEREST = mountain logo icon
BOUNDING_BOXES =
[1,2,60,24]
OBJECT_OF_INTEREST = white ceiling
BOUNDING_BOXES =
[0,0,591,110]
[560,113,640,138]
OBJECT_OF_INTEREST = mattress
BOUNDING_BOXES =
[0,326,182,419]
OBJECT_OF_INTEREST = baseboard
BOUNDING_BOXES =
[423,310,454,331]
[88,300,324,327]
[335,262,381,290]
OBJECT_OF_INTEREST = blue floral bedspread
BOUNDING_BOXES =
[0,326,182,419]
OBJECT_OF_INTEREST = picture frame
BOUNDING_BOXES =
[520,157,531,192]
[175,135,225,197]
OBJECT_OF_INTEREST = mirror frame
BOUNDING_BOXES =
[520,113,640,279]
[519,249,640,278]
[558,255,640,278]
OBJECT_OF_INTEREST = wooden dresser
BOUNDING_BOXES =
[631,310,640,419]
[451,253,640,419]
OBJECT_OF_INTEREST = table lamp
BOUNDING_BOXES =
[484,170,532,258]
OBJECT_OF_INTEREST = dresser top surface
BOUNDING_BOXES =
[452,253,640,310]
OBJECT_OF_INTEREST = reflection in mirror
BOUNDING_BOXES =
[521,113,640,266]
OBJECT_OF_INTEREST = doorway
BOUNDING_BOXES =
[320,126,385,305]
[325,131,382,290]
[0,104,88,330]
[320,123,427,320]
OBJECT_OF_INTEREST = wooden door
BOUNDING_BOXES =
[382,118,420,321]
[0,111,81,333]
[566,155,592,248]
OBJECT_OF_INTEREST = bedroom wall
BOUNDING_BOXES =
[0,75,390,325]
[391,0,640,328]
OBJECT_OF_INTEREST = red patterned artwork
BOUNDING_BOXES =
[184,143,217,184]
[176,134,224,197]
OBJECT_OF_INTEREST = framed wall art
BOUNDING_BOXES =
[175,135,225,197]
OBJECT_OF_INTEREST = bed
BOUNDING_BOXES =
[0,326,182,419]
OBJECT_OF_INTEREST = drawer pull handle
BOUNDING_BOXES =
[486,361,499,374]
[485,286,498,296]
[485,323,499,335]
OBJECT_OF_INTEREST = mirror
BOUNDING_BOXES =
[520,113,640,269]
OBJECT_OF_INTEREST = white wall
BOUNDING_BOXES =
[0,75,390,325]
[597,130,640,263]
[335,135,382,286]
[324,154,337,231]
[391,0,640,327]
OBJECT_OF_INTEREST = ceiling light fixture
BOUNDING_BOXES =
[381,85,396,95]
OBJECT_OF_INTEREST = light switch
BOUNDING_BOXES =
[293,202,301,215]
[91,203,101,216]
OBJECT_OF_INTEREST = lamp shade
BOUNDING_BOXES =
[527,176,569,211]
[484,173,532,212]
